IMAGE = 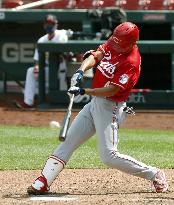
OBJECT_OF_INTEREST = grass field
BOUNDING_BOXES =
[0,125,174,170]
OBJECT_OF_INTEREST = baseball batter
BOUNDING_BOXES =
[14,14,70,109]
[27,22,168,194]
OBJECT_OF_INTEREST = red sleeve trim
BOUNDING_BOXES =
[91,51,100,66]
[98,45,105,53]
[110,82,125,90]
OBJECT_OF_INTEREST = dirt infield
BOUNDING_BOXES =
[0,169,174,205]
[0,94,174,205]
[0,93,174,130]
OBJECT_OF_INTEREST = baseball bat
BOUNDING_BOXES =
[59,94,74,142]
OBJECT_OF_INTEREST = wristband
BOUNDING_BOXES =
[80,88,85,95]
[76,70,84,75]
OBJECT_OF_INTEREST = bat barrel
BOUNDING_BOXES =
[58,94,74,141]
[59,112,70,141]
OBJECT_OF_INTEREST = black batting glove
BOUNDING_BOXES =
[68,86,85,96]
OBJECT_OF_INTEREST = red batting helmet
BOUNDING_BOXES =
[107,22,139,53]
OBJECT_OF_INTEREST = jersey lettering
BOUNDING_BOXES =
[104,81,111,87]
[97,51,119,78]
[97,62,118,78]
[93,43,141,102]
[104,51,112,60]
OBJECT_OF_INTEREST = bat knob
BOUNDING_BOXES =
[59,135,66,142]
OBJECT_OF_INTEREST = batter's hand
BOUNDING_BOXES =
[71,70,84,86]
[68,86,85,96]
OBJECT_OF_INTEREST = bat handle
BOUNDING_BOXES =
[68,94,75,109]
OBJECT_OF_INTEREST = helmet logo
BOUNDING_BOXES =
[113,36,121,44]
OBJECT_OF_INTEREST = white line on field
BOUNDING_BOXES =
[30,196,77,201]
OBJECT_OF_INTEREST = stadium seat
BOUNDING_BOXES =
[167,0,174,9]
[77,0,115,9]
[42,0,69,9]
[96,0,116,8]
[145,0,167,10]
[76,0,118,9]
[77,0,94,9]
[116,0,147,10]
[2,0,23,8]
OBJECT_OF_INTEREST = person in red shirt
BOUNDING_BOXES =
[27,22,168,195]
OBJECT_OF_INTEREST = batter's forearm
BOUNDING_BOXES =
[78,51,103,72]
[84,86,120,97]
[78,55,96,72]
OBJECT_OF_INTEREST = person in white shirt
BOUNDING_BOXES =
[14,14,71,109]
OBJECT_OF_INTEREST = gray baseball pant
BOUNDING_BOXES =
[53,96,157,181]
